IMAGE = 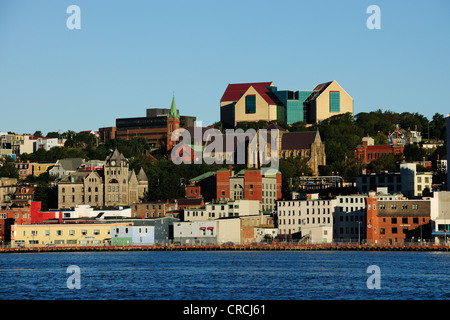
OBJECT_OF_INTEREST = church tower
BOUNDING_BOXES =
[166,95,180,151]
[104,149,129,206]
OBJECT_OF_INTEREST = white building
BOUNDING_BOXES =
[430,191,450,244]
[277,193,337,243]
[173,220,217,245]
[184,199,260,221]
[58,204,132,219]
[334,194,367,243]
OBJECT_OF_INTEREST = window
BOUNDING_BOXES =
[56,230,62,236]
[329,91,340,112]
[402,217,408,224]
[392,227,398,234]
[391,218,397,224]
[245,95,256,114]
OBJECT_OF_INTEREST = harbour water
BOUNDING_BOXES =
[0,250,449,300]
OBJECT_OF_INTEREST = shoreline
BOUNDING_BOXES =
[1,244,450,253]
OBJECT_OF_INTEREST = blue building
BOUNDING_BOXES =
[111,225,155,246]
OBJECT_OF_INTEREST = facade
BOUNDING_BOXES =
[33,163,55,177]
[355,136,404,166]
[11,222,131,247]
[173,220,217,245]
[0,204,35,243]
[0,178,17,206]
[219,80,353,127]
[57,149,148,209]
[303,80,353,124]
[366,191,431,245]
[15,162,36,180]
[12,186,35,207]
[334,194,367,243]
[132,201,178,219]
[430,191,450,244]
[111,225,155,246]
[183,199,260,221]
[356,163,433,197]
[277,194,337,243]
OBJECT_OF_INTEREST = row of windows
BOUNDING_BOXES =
[19,229,106,237]
[380,217,426,224]
[279,217,331,225]
[339,197,365,204]
[279,200,332,207]
[378,204,420,210]
[279,208,332,216]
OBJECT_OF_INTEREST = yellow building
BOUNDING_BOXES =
[219,80,353,127]
[304,80,353,124]
[33,163,55,177]
[11,222,131,247]
[220,82,284,127]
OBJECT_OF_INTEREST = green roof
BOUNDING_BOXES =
[190,171,216,182]
[168,95,179,119]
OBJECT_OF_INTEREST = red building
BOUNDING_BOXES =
[355,137,404,166]
[0,202,40,242]
[188,167,281,212]
[366,192,431,245]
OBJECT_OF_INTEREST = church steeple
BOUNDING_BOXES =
[168,94,179,119]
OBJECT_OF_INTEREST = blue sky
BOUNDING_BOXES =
[0,0,449,135]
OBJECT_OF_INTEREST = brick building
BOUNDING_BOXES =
[186,168,282,212]
[355,136,404,166]
[366,191,431,245]
[0,202,39,243]
[100,96,196,151]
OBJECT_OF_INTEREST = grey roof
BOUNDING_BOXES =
[281,131,318,151]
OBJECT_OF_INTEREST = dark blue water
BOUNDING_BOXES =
[0,251,449,300]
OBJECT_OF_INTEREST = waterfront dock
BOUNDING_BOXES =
[1,243,450,253]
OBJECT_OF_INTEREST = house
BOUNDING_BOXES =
[0,178,18,206]
[183,199,261,221]
[49,158,85,179]
[12,186,35,207]
[111,225,155,246]
[430,191,450,245]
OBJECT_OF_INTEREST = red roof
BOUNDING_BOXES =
[220,82,276,105]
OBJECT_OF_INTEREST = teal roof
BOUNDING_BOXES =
[168,95,179,119]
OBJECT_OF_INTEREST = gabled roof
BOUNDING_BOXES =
[313,81,333,92]
[281,131,319,151]
[220,82,276,105]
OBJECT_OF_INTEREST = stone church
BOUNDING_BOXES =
[57,149,148,209]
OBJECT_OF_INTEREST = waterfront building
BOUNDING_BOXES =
[111,225,155,246]
[366,190,431,245]
[277,193,337,243]
[173,220,217,245]
[334,194,367,243]
[0,203,35,243]
[11,222,132,247]
[430,191,450,245]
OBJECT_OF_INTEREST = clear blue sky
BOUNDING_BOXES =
[1,0,449,135]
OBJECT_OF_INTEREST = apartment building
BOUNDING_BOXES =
[277,194,337,243]
[183,199,260,221]
[334,194,367,242]
[366,191,431,245]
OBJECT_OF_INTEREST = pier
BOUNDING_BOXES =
[1,244,449,253]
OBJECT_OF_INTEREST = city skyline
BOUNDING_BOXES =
[1,0,449,135]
